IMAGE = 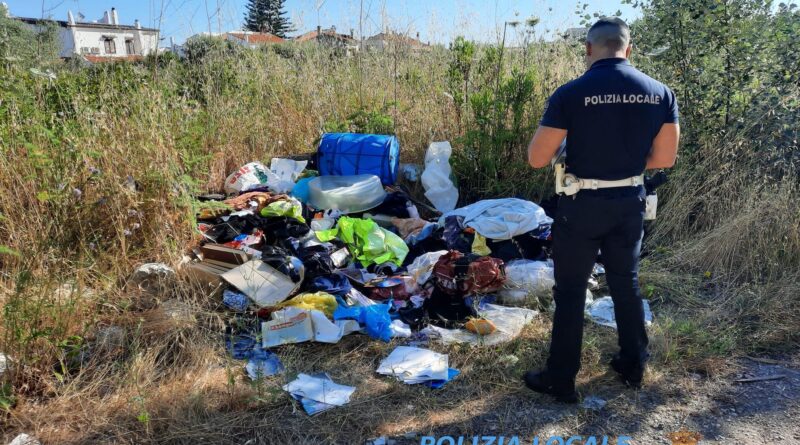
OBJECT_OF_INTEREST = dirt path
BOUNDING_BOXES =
[370,356,800,445]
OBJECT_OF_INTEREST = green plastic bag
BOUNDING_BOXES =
[316,216,408,266]
[260,200,306,223]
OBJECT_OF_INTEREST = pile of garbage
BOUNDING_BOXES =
[176,133,616,414]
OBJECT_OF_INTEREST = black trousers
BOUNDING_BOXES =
[546,189,649,383]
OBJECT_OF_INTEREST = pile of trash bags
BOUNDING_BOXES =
[178,134,612,413]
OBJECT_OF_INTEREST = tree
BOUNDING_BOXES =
[243,0,292,38]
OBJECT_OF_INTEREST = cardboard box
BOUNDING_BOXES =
[221,259,297,307]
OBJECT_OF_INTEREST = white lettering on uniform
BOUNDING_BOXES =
[582,94,665,106]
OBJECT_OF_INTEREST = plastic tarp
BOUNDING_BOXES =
[316,217,408,266]
[421,141,459,212]
[438,198,553,241]
[421,304,538,346]
[317,133,400,186]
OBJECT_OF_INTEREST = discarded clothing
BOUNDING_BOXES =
[316,216,408,267]
[373,192,414,218]
[432,251,506,296]
[471,233,491,256]
[586,296,653,329]
[392,217,429,239]
[439,198,553,241]
[225,191,288,212]
[442,215,473,253]
[423,287,477,327]
[297,245,336,278]
[303,272,352,298]
[276,292,338,318]
[259,246,305,283]
[283,372,356,415]
[333,303,393,342]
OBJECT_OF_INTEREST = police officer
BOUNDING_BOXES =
[524,18,680,402]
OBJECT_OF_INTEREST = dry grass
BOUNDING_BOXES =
[0,29,798,444]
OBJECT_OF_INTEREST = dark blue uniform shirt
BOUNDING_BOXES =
[541,58,679,181]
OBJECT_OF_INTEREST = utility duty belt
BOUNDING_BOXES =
[554,161,657,220]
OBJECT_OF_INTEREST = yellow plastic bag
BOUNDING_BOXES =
[276,292,338,318]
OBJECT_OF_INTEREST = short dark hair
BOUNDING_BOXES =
[586,18,630,52]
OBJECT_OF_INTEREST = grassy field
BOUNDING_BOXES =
[0,2,799,443]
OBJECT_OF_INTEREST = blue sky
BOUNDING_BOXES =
[6,0,640,44]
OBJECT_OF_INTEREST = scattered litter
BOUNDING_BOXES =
[421,141,459,212]
[317,133,400,186]
[269,158,308,193]
[316,216,408,266]
[222,289,250,312]
[582,395,607,411]
[308,174,388,214]
[283,372,356,415]
[334,303,393,342]
[245,349,284,380]
[0,352,7,378]
[464,318,496,335]
[8,434,41,445]
[262,307,357,347]
[439,198,552,240]
[498,354,519,367]
[389,319,412,338]
[406,250,448,287]
[377,346,451,385]
[586,296,653,329]
[400,163,420,182]
[222,260,298,307]
[499,260,554,303]
[367,436,395,445]
[276,292,338,318]
[128,262,176,294]
[734,375,787,383]
[421,304,537,346]
[224,162,274,194]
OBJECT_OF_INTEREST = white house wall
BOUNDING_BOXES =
[69,26,159,57]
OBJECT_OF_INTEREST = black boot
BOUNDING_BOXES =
[523,370,578,403]
[610,354,645,388]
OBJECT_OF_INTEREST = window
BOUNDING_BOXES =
[103,37,116,54]
[125,39,135,55]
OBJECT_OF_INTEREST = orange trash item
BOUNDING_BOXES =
[465,318,496,335]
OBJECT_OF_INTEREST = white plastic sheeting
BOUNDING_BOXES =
[498,260,555,303]
[421,304,538,346]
